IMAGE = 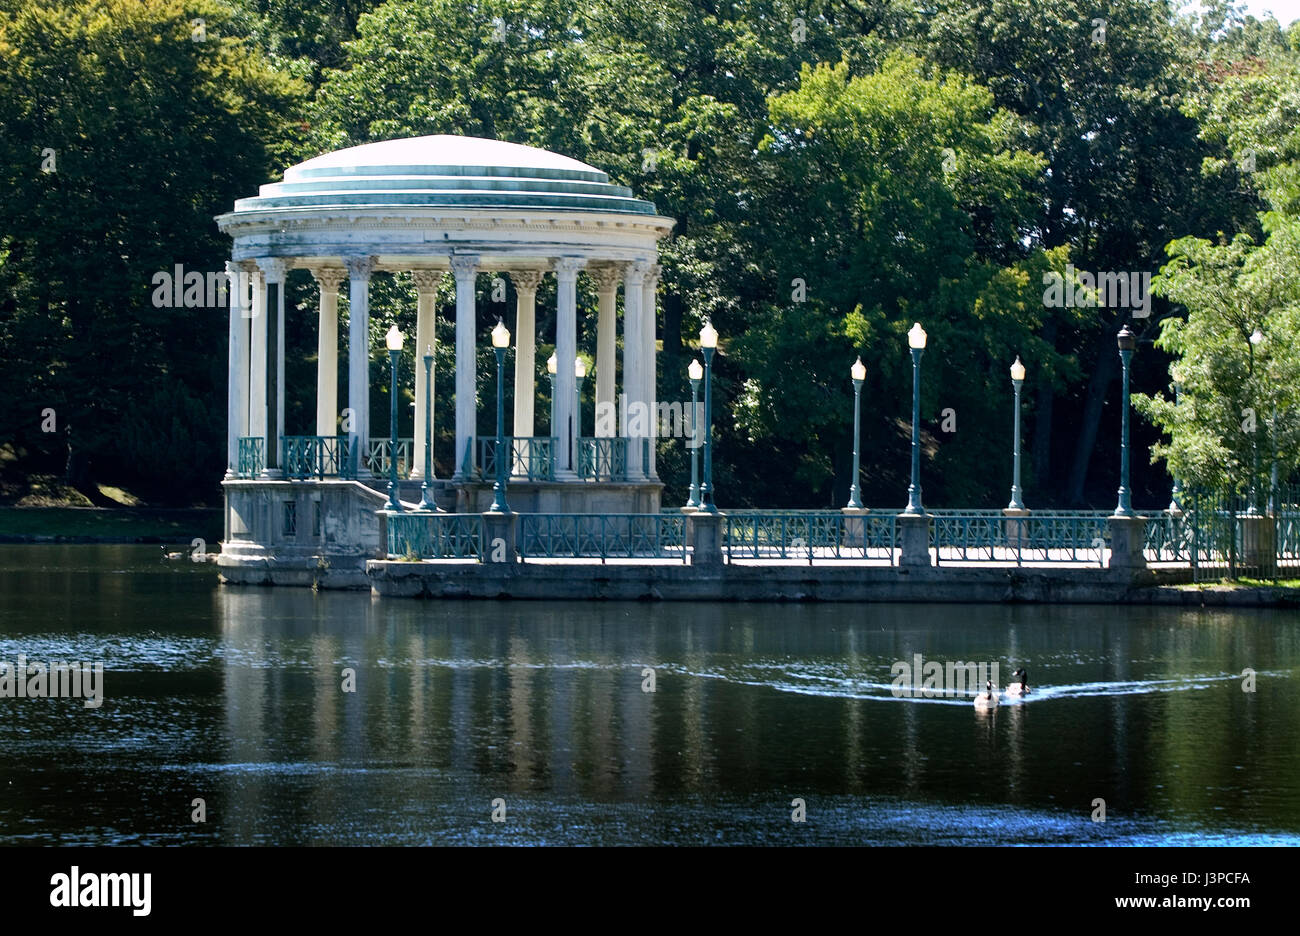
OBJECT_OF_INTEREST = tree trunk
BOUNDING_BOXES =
[1066,329,1120,506]
[1032,320,1056,498]
[662,291,683,358]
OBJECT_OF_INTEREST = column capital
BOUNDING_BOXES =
[586,263,622,293]
[624,261,649,287]
[310,267,348,292]
[411,269,445,293]
[344,255,376,280]
[552,256,586,280]
[257,257,288,283]
[644,263,663,288]
[450,254,480,279]
[508,269,545,293]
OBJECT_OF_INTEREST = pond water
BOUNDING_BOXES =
[1,545,1297,845]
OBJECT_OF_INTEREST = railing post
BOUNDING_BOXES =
[688,511,724,567]
[841,505,870,550]
[482,511,517,566]
[898,513,932,567]
[1239,513,1277,580]
[1003,507,1030,566]
[1107,515,1147,572]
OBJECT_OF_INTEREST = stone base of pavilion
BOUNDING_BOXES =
[216,475,664,588]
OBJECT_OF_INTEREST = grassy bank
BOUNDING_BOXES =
[1171,578,1300,591]
[0,507,222,543]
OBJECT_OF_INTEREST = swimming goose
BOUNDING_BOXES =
[974,679,999,710]
[1006,668,1030,697]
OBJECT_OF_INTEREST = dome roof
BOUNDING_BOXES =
[230,135,660,216]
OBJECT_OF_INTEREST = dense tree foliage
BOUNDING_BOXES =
[1136,40,1300,498]
[0,0,305,499]
[1,0,1296,507]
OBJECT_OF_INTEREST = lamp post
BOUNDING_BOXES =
[686,358,703,509]
[699,322,719,513]
[1008,356,1026,511]
[1248,328,1264,515]
[847,357,866,509]
[384,325,404,512]
[1114,324,1137,518]
[489,319,511,513]
[419,344,436,511]
[1169,364,1184,513]
[904,322,927,515]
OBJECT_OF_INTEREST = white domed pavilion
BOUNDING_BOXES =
[216,135,675,583]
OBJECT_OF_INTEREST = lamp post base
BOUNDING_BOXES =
[897,513,931,567]
[1107,515,1146,570]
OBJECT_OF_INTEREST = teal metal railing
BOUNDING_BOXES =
[577,437,628,481]
[480,436,556,481]
[519,513,687,562]
[387,512,483,559]
[282,435,355,480]
[1277,511,1300,569]
[236,437,264,478]
[931,512,1112,564]
[366,438,414,477]
[724,511,897,562]
[1143,511,1193,563]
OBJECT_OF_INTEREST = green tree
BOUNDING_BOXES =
[0,0,306,497]
[924,0,1258,504]
[1137,47,1300,499]
[724,55,1058,505]
[1136,220,1300,497]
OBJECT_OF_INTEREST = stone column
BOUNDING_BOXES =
[450,254,480,480]
[552,257,585,477]
[510,270,544,439]
[642,263,662,477]
[311,267,346,438]
[622,263,647,477]
[345,256,375,478]
[411,270,443,479]
[258,258,288,477]
[247,267,267,455]
[225,261,251,478]
[588,264,621,437]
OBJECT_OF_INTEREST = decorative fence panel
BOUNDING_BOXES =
[366,438,414,477]
[478,437,555,481]
[386,513,483,560]
[577,437,628,481]
[282,435,354,480]
[723,511,896,562]
[931,512,1110,565]
[236,437,264,479]
[518,514,687,562]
